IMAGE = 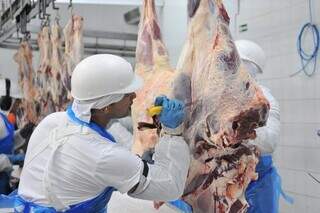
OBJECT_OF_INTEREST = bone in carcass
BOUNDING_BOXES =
[13,41,39,127]
[132,0,174,155]
[51,19,68,110]
[63,15,84,99]
[171,0,270,212]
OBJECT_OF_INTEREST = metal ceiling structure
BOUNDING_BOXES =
[0,0,48,43]
[0,0,140,57]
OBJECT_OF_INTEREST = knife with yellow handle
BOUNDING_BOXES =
[146,101,195,117]
[146,106,163,117]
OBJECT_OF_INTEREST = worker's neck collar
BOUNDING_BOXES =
[66,106,116,142]
[90,109,114,129]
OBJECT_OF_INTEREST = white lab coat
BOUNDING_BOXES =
[248,85,280,155]
[18,112,190,209]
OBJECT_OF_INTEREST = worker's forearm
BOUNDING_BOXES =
[129,135,190,201]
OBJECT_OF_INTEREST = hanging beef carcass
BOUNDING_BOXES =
[36,26,51,96]
[51,19,68,110]
[132,0,174,155]
[170,0,270,212]
[36,26,56,120]
[14,41,39,127]
[63,15,84,99]
[14,41,37,103]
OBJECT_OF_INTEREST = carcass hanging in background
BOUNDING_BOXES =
[63,14,84,100]
[13,14,84,127]
[36,25,56,120]
[51,19,68,111]
[13,41,39,127]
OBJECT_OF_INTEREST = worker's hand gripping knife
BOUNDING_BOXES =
[147,95,185,135]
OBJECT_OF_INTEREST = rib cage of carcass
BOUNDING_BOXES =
[133,0,270,212]
[132,0,174,155]
[14,15,83,127]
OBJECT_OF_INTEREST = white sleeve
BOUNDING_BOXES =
[95,145,144,194]
[0,154,12,172]
[248,86,280,154]
[129,134,190,201]
[95,135,190,201]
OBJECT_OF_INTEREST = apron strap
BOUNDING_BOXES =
[24,121,85,211]
[43,128,70,211]
[23,124,83,167]
[42,123,92,211]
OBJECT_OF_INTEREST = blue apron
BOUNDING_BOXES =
[0,112,14,155]
[0,107,117,212]
[245,155,293,213]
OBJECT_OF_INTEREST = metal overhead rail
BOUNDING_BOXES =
[0,37,136,57]
[83,30,137,41]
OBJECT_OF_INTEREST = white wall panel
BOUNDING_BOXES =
[280,100,320,123]
[161,0,187,68]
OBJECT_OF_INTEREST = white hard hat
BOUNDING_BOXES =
[71,54,143,101]
[0,78,23,99]
[235,40,266,73]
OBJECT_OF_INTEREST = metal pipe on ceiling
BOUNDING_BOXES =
[0,37,136,57]
[55,0,164,6]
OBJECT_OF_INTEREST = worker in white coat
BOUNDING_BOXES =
[235,40,289,213]
[0,54,190,212]
[0,78,34,195]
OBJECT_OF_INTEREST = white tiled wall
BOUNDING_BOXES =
[229,0,320,212]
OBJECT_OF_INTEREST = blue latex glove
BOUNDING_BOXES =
[6,154,25,164]
[154,96,185,129]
